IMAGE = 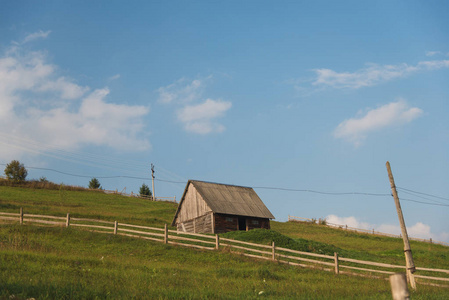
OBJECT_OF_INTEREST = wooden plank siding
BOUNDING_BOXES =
[176,184,212,223]
[177,212,214,234]
[172,180,274,234]
[214,214,270,234]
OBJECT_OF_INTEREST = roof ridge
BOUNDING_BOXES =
[189,179,253,189]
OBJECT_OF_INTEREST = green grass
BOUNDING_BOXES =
[271,221,449,269]
[1,185,449,299]
[0,185,177,226]
[3,225,448,300]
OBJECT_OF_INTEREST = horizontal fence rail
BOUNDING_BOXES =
[288,215,449,247]
[1,209,448,288]
[102,189,177,203]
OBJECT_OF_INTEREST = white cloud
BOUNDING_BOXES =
[311,59,449,89]
[108,74,121,81]
[37,88,150,150]
[425,51,442,57]
[157,77,205,104]
[38,76,90,99]
[334,100,423,146]
[326,215,372,230]
[0,43,150,161]
[22,30,51,44]
[158,76,232,134]
[177,99,232,134]
[326,215,449,243]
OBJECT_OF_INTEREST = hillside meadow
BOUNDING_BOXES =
[1,184,448,299]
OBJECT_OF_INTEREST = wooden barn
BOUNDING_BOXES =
[171,180,275,234]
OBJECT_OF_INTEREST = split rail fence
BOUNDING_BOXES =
[1,209,448,288]
[102,189,177,203]
[288,215,449,247]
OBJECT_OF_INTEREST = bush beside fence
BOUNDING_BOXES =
[1,209,448,288]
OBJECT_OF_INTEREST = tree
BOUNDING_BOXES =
[4,160,28,183]
[139,183,152,198]
[88,177,102,190]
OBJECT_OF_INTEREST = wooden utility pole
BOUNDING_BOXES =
[386,161,416,289]
[151,163,155,201]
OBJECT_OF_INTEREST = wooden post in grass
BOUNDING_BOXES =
[114,221,118,234]
[215,234,220,250]
[386,162,416,290]
[66,213,70,227]
[334,252,339,274]
[20,207,23,224]
[164,224,168,244]
[272,241,276,261]
[390,273,410,300]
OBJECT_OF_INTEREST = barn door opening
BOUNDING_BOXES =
[238,217,246,231]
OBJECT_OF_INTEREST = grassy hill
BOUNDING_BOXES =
[1,184,448,299]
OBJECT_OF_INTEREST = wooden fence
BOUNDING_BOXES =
[102,189,177,203]
[288,215,449,247]
[1,209,448,287]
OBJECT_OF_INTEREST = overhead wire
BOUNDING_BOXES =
[400,198,449,207]
[0,131,188,184]
[1,135,448,208]
[396,189,446,205]
[252,186,390,197]
[397,186,449,202]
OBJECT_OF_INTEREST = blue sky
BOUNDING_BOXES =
[1,1,449,242]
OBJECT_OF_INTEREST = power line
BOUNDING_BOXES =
[396,189,446,205]
[2,162,448,208]
[400,198,449,207]
[0,163,187,183]
[397,187,449,202]
[252,186,390,197]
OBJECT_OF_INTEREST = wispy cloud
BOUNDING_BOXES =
[22,30,52,44]
[158,77,232,134]
[177,99,232,134]
[157,77,206,104]
[38,76,90,99]
[326,215,449,243]
[334,100,423,146]
[0,43,150,161]
[309,59,449,90]
[108,74,121,81]
[425,51,442,57]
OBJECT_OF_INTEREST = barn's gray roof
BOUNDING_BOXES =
[172,180,274,225]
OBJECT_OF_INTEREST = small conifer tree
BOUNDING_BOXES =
[88,177,102,189]
[139,183,152,197]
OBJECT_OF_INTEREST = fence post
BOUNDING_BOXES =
[272,241,276,261]
[66,213,70,227]
[164,224,168,244]
[114,221,118,234]
[216,234,220,250]
[334,252,339,274]
[20,207,23,225]
[390,273,410,300]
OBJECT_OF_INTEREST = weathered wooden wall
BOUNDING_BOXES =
[177,212,213,233]
[176,183,212,223]
[214,214,238,233]
[246,216,270,231]
[214,214,270,233]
